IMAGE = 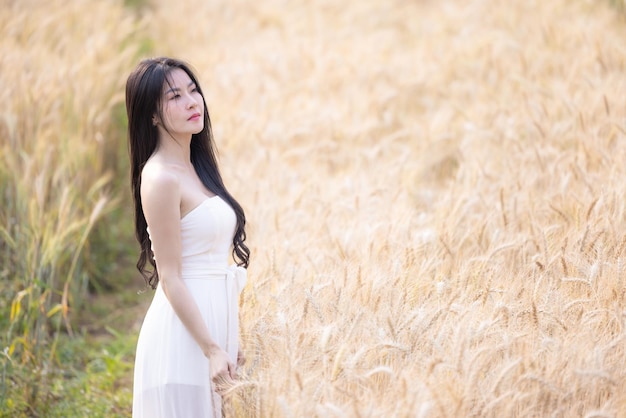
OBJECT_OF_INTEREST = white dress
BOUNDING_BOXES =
[132,196,247,418]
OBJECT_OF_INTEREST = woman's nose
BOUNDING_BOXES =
[186,94,198,108]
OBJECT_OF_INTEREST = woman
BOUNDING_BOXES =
[126,57,250,417]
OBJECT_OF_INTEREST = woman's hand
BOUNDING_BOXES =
[206,346,236,394]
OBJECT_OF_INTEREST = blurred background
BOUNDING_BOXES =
[1,0,626,416]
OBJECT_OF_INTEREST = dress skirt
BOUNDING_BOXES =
[132,265,246,418]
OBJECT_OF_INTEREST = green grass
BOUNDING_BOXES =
[1,272,146,418]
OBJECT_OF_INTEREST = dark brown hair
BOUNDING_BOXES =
[125,57,249,288]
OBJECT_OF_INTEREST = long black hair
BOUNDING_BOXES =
[125,57,250,289]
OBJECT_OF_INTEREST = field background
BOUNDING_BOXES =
[2,0,626,416]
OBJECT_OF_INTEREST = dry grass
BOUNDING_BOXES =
[145,0,626,416]
[0,0,144,413]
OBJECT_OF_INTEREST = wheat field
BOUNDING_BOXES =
[3,0,626,416]
[145,0,626,416]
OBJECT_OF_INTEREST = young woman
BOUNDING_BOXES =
[126,57,250,417]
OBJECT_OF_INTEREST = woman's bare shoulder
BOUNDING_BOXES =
[141,159,181,203]
[140,158,182,246]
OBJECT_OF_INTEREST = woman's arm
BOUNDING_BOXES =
[141,165,236,384]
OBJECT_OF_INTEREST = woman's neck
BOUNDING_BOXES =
[156,132,192,165]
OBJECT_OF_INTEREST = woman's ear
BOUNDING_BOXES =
[152,116,158,126]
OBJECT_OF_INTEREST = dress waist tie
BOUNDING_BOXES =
[184,264,247,359]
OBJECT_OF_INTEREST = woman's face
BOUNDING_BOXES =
[156,68,204,139]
